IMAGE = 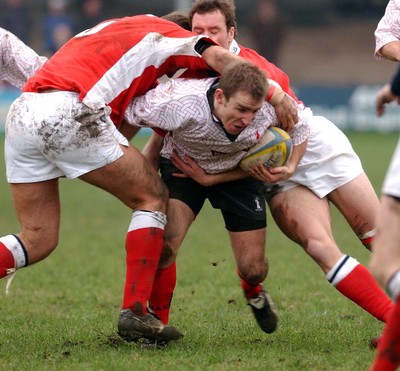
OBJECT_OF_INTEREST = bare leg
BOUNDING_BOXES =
[329,173,379,250]
[269,186,393,322]
[7,179,60,265]
[370,195,400,288]
[149,198,195,323]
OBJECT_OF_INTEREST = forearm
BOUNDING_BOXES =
[201,45,242,74]
[285,140,307,174]
[119,119,141,141]
[203,167,249,185]
[380,41,400,62]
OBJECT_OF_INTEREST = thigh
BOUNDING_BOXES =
[10,179,61,264]
[268,186,333,243]
[159,157,207,215]
[268,186,343,272]
[209,177,267,231]
[328,172,379,237]
[370,195,400,287]
[80,144,168,212]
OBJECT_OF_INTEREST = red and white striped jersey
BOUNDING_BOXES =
[24,15,213,125]
[125,77,310,174]
[0,28,47,89]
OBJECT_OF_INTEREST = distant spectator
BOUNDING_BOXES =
[0,0,32,44]
[75,0,107,33]
[42,0,75,56]
[248,0,285,65]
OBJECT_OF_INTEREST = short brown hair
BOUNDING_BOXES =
[189,0,237,36]
[219,62,268,101]
[162,11,191,31]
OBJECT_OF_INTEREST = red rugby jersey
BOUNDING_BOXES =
[24,14,214,126]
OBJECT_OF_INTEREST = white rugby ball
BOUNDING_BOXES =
[239,127,293,172]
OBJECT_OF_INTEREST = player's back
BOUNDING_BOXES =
[24,14,210,124]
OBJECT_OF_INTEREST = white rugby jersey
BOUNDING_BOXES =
[375,0,400,59]
[0,28,47,89]
[125,77,310,174]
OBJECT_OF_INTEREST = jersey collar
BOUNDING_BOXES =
[229,39,241,56]
[206,79,239,142]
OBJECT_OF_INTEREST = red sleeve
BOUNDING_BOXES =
[152,127,168,137]
[238,46,301,103]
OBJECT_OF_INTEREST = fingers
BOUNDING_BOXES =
[376,84,396,117]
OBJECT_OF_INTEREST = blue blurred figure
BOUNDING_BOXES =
[0,0,32,44]
[42,0,75,56]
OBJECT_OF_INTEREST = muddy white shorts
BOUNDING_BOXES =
[273,115,364,198]
[382,137,400,198]
[5,91,128,183]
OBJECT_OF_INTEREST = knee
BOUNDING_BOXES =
[238,259,267,285]
[140,180,169,212]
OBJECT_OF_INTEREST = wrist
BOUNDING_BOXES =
[267,85,285,106]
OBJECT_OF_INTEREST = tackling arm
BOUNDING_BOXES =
[199,44,242,73]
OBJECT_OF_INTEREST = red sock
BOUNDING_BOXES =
[238,270,261,299]
[335,264,393,322]
[149,263,177,324]
[0,241,15,278]
[370,295,400,371]
[122,227,163,315]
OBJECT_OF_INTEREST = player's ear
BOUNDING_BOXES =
[215,88,225,104]
[227,27,234,44]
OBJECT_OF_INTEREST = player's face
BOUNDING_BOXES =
[191,10,234,50]
[214,89,264,135]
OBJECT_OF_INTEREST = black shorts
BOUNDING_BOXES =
[160,157,267,232]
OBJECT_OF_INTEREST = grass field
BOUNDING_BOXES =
[0,132,397,370]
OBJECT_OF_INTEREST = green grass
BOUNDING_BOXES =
[0,132,397,370]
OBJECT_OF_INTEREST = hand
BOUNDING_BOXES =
[273,95,299,132]
[170,150,213,186]
[248,162,294,184]
[376,84,397,117]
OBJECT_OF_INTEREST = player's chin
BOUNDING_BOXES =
[231,126,245,134]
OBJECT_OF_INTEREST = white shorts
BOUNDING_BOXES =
[275,116,364,198]
[382,137,400,198]
[5,91,128,183]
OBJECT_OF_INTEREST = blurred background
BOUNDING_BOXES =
[0,0,398,131]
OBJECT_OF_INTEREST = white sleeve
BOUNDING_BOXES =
[374,0,400,59]
[290,105,312,146]
[124,79,203,131]
[0,28,47,89]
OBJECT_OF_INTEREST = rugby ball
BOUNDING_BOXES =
[239,127,292,172]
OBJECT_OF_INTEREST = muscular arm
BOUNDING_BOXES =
[170,150,248,186]
[118,118,141,141]
[380,41,400,61]
[170,138,307,187]
[0,28,47,88]
[200,44,242,73]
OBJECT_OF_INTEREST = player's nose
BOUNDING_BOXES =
[241,113,254,125]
